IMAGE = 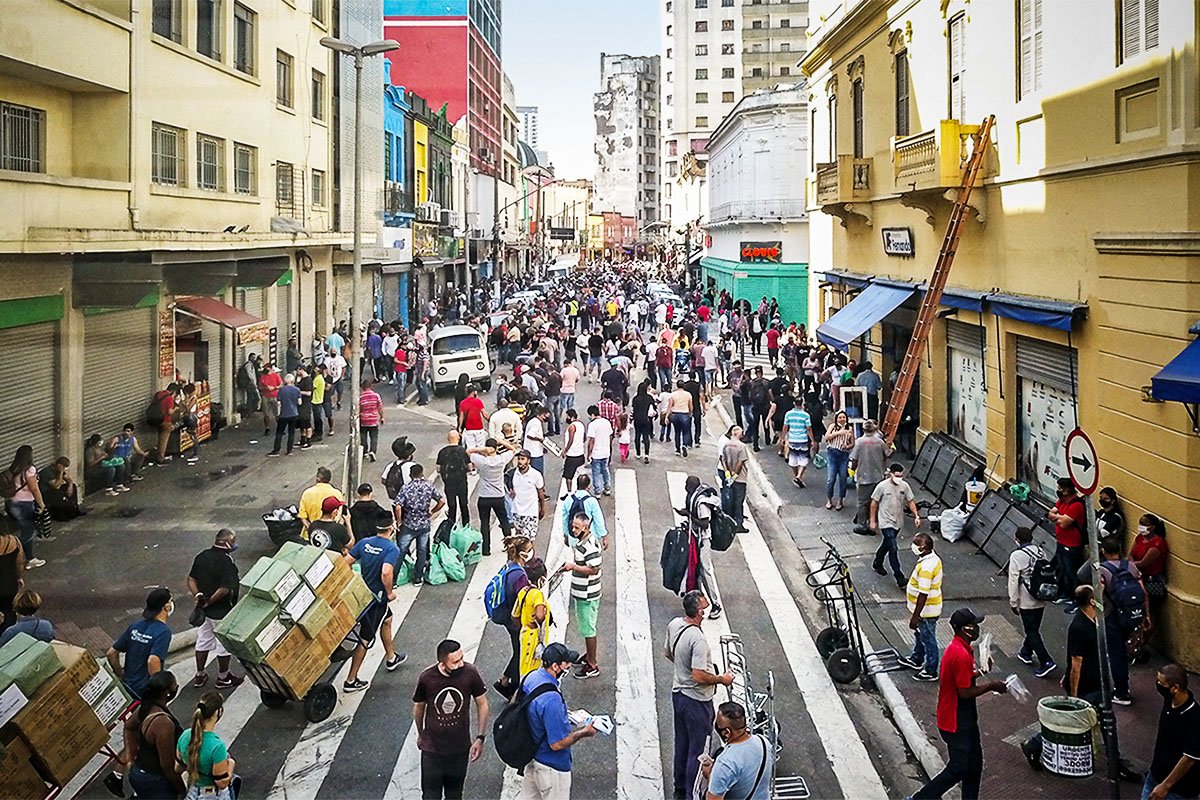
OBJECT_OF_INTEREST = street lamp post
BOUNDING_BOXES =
[320,35,398,490]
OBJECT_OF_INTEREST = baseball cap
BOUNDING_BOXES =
[143,587,172,619]
[541,642,583,666]
[949,607,985,629]
[517,449,532,458]
[321,496,345,514]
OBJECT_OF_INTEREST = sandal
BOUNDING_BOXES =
[824,501,833,510]
[835,503,844,511]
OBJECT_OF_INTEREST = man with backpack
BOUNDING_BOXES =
[1077,537,1146,705]
[559,474,607,550]
[1007,527,1057,679]
[148,384,179,463]
[514,642,597,799]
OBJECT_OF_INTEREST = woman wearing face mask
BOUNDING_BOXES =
[1095,486,1126,539]
[178,691,238,800]
[513,558,552,679]
[1131,513,1169,628]
[121,671,185,799]
[493,535,533,700]
[822,411,855,511]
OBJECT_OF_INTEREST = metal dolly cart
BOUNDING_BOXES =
[805,537,903,687]
[720,634,810,800]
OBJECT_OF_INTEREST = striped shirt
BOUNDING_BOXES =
[783,408,812,445]
[907,552,944,618]
[823,425,855,451]
[359,388,383,427]
[570,535,602,601]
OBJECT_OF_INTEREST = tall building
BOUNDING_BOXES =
[517,105,539,149]
[383,0,502,172]
[740,0,808,94]
[803,0,1200,665]
[593,53,661,229]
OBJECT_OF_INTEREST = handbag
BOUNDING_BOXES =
[34,507,53,539]
[189,604,206,628]
[1144,573,1167,598]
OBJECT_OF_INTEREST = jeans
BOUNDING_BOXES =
[745,406,763,448]
[445,478,470,527]
[5,499,35,561]
[395,372,408,403]
[531,456,545,476]
[913,727,983,800]
[272,416,298,453]
[672,692,715,799]
[692,410,702,444]
[398,524,431,583]
[561,392,575,412]
[416,374,432,404]
[724,481,747,528]
[590,457,612,494]
[825,447,850,501]
[546,395,562,435]
[1055,543,1085,600]
[657,366,673,392]
[476,496,510,555]
[420,751,468,800]
[910,617,940,675]
[873,527,904,580]
[1018,607,1053,666]
[633,419,653,456]
[129,765,178,800]
[670,412,692,451]
[1106,613,1130,697]
[1142,773,1191,800]
[361,425,379,455]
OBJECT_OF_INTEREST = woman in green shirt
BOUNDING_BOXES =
[177,691,237,799]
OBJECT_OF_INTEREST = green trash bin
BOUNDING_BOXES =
[1037,696,1097,777]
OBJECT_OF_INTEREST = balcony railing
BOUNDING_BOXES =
[892,119,978,192]
[810,155,872,207]
[382,180,413,215]
[710,198,809,223]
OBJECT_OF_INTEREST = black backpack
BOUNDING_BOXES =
[382,460,406,500]
[1102,560,1147,633]
[709,510,737,552]
[493,682,559,771]
[567,493,589,526]
[1019,546,1059,602]
[660,525,690,593]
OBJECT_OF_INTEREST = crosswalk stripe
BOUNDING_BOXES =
[614,468,665,800]
[665,471,732,668]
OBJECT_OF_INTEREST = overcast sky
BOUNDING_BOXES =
[502,0,659,180]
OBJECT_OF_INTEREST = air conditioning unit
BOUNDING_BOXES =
[439,208,457,228]
[416,202,441,222]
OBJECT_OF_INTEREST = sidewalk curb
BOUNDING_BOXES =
[727,395,946,783]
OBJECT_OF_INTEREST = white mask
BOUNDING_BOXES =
[1138,526,1152,537]
[891,475,904,485]
[910,544,922,556]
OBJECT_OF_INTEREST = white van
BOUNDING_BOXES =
[429,325,492,392]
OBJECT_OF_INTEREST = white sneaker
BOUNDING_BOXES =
[105,488,119,496]
[26,558,46,569]
[115,485,131,493]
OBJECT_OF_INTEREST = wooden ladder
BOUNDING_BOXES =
[881,115,995,443]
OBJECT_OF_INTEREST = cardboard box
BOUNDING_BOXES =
[339,575,375,618]
[0,734,47,800]
[0,683,28,728]
[263,627,330,698]
[241,557,303,604]
[281,583,317,623]
[9,670,108,785]
[0,634,64,698]
[314,558,353,605]
[296,598,334,638]
[214,596,290,663]
[91,686,129,728]
[314,601,358,654]
[49,642,100,693]
[275,540,327,577]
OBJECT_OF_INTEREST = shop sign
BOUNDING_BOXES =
[158,309,175,379]
[882,227,914,257]
[236,322,270,346]
[739,241,782,263]
[413,223,439,258]
[550,227,575,241]
[269,327,278,365]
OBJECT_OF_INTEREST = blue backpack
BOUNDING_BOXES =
[484,562,524,624]
[1102,560,1147,633]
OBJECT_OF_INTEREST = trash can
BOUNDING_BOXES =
[1037,696,1097,777]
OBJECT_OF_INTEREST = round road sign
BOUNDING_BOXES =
[1065,428,1099,496]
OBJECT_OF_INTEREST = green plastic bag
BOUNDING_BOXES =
[812,452,828,470]
[426,551,448,586]
[449,526,484,566]
[394,555,416,587]
[435,542,467,583]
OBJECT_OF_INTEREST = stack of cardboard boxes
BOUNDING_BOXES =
[216,543,373,701]
[0,637,133,799]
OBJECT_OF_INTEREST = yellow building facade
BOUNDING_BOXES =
[802,0,1200,665]
[0,0,350,470]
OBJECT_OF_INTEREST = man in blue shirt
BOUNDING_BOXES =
[559,474,608,549]
[781,396,815,489]
[521,642,598,799]
[106,587,173,699]
[343,508,407,692]
[269,373,303,456]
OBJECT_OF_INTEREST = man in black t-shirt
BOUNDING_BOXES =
[1146,663,1200,800]
[1065,585,1103,703]
[437,430,471,528]
[349,483,386,542]
[681,372,704,445]
[308,495,352,554]
[297,365,315,449]
[187,529,244,690]
[414,638,490,800]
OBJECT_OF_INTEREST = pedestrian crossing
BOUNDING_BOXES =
[83,455,889,800]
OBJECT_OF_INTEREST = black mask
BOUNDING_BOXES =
[959,625,980,642]
[1157,683,1174,700]
[1057,489,1070,498]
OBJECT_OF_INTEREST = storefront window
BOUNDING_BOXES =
[948,347,987,454]
[1017,376,1073,500]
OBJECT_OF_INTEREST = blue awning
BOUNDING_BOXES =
[939,287,988,312]
[989,293,1086,331]
[817,283,915,350]
[820,270,873,289]
[1152,338,1200,404]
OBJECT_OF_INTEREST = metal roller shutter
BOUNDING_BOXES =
[335,271,353,324]
[1015,337,1077,392]
[202,321,225,398]
[946,319,984,355]
[235,289,267,366]
[276,285,292,346]
[83,309,155,438]
[0,323,58,462]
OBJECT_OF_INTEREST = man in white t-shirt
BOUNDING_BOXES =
[508,450,545,540]
[585,404,615,497]
[559,359,581,412]
[325,348,348,410]
[524,406,549,476]
[559,408,588,500]
[701,341,720,396]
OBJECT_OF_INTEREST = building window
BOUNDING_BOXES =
[828,94,837,160]
[276,50,294,108]
[666,1,671,10]
[695,0,707,6]
[667,48,672,58]
[722,91,735,102]
[696,69,708,79]
[312,0,326,25]
[151,122,184,186]
[275,161,294,210]
[722,0,733,6]
[810,108,818,170]
[311,169,325,206]
[695,44,707,55]
[311,69,325,120]
[721,19,734,31]
[667,71,673,81]
[780,42,791,52]
[234,3,256,75]
[1017,0,1043,98]
[751,20,763,29]
[696,116,708,127]
[1119,0,1159,63]
[852,78,864,158]
[895,51,910,136]
[196,133,224,190]
[751,67,763,77]
[666,94,673,105]
[152,0,182,42]
[197,0,221,60]
[0,102,45,173]
[948,13,966,120]
[696,21,708,32]
[669,140,678,156]
[233,142,256,194]
[696,92,708,103]
[722,67,735,78]
[780,66,791,76]
[780,18,790,27]
[722,43,735,55]
[666,24,672,35]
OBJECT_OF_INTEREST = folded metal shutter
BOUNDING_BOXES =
[83,309,155,437]
[946,319,984,356]
[276,284,293,347]
[1015,336,1077,391]
[0,323,58,461]
[202,320,225,397]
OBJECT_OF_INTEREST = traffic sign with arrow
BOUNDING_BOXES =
[1065,428,1099,496]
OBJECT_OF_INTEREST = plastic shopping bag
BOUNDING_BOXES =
[435,541,467,583]
[450,526,484,566]
[395,555,416,587]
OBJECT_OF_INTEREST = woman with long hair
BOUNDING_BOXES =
[630,380,657,464]
[514,557,552,679]
[1131,512,1170,626]
[177,691,237,800]
[822,410,856,511]
[1096,486,1127,539]
[493,534,533,699]
[3,445,45,569]
[122,671,185,799]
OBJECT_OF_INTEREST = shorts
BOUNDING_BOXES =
[463,429,487,450]
[195,617,230,657]
[514,515,539,540]
[571,597,599,638]
[787,445,810,468]
[357,598,393,646]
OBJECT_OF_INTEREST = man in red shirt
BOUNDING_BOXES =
[458,384,488,450]
[766,325,782,369]
[912,608,1007,800]
[1048,477,1088,607]
[696,304,711,323]
[257,363,283,436]
[392,344,409,405]
[358,378,384,462]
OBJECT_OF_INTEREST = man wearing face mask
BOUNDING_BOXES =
[899,533,942,682]
[107,587,174,699]
[186,529,245,690]
[910,608,1007,800]
[1144,663,1200,800]
[1047,476,1087,608]
[870,463,921,589]
[413,638,491,800]
[520,641,598,799]
[700,701,774,800]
